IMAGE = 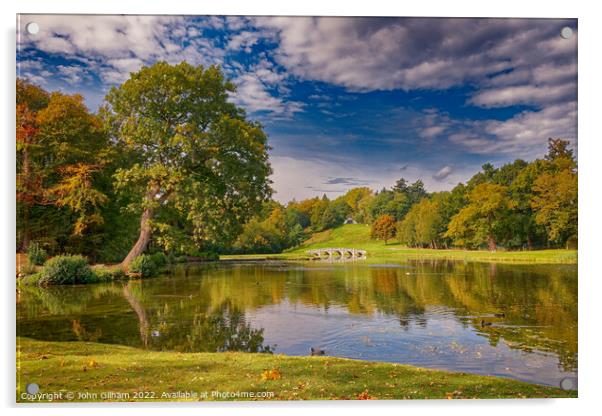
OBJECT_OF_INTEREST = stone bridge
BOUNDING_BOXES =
[307,248,367,259]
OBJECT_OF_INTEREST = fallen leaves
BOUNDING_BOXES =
[357,389,375,400]
[261,368,281,381]
[445,390,463,399]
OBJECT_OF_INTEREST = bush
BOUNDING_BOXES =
[150,252,168,268]
[38,255,95,285]
[129,254,158,278]
[91,265,126,282]
[19,273,43,286]
[27,242,47,266]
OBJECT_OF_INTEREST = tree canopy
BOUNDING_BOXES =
[103,61,272,266]
[16,72,578,261]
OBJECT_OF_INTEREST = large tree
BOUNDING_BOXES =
[103,62,272,268]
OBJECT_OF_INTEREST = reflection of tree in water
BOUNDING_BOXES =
[71,319,102,342]
[123,282,150,347]
[149,300,273,353]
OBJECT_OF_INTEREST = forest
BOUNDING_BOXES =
[16,62,578,267]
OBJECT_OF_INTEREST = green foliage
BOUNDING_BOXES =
[445,183,516,250]
[26,242,47,266]
[19,273,43,286]
[90,266,126,282]
[396,196,447,248]
[128,254,158,278]
[16,77,578,260]
[104,62,272,261]
[149,252,168,268]
[532,167,577,245]
[38,255,95,285]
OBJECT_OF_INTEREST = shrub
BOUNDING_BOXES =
[27,242,47,266]
[129,254,157,278]
[150,252,168,268]
[91,265,126,282]
[38,255,95,285]
[175,255,188,264]
[19,273,43,286]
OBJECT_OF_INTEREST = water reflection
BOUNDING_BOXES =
[17,260,577,387]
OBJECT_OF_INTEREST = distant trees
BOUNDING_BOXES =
[445,183,516,251]
[371,214,396,244]
[397,194,448,248]
[531,139,578,247]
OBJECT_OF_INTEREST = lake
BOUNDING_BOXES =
[17,260,577,388]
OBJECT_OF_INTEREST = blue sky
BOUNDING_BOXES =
[17,15,577,202]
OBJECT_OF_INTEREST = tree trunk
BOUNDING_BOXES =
[120,186,171,269]
[487,233,497,252]
[121,206,154,269]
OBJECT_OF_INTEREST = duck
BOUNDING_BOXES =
[493,313,505,318]
[480,320,493,327]
[310,347,326,356]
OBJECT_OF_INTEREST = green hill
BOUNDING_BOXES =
[289,224,374,251]
[221,224,576,264]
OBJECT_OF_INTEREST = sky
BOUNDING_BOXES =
[17,15,577,203]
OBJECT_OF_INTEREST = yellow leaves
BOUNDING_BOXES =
[261,368,281,381]
[83,359,100,372]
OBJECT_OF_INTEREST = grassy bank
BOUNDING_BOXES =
[221,224,577,264]
[17,337,574,402]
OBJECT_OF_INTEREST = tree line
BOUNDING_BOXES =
[233,138,577,253]
[16,61,578,266]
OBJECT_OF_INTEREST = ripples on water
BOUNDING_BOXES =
[17,260,577,388]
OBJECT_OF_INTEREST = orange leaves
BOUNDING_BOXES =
[356,389,374,400]
[261,368,281,381]
[445,390,463,399]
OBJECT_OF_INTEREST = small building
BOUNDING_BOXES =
[344,217,357,224]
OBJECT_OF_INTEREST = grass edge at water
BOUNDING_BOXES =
[17,337,575,402]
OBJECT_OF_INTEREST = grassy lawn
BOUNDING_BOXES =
[17,337,575,402]
[221,224,577,264]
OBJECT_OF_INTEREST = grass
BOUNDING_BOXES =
[16,337,575,402]
[221,224,577,264]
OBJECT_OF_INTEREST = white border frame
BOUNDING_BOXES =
[3,1,600,415]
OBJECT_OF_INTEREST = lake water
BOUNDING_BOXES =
[17,260,577,388]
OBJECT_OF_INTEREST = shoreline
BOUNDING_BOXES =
[16,337,576,402]
[220,248,577,265]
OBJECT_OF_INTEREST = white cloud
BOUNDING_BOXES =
[230,60,304,118]
[449,102,577,157]
[254,17,576,97]
[469,82,576,108]
[18,15,224,86]
[419,125,447,139]
[433,166,454,181]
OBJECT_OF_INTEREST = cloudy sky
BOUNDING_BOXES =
[17,15,577,202]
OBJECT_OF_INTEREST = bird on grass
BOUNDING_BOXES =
[481,320,493,327]
[493,313,505,318]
